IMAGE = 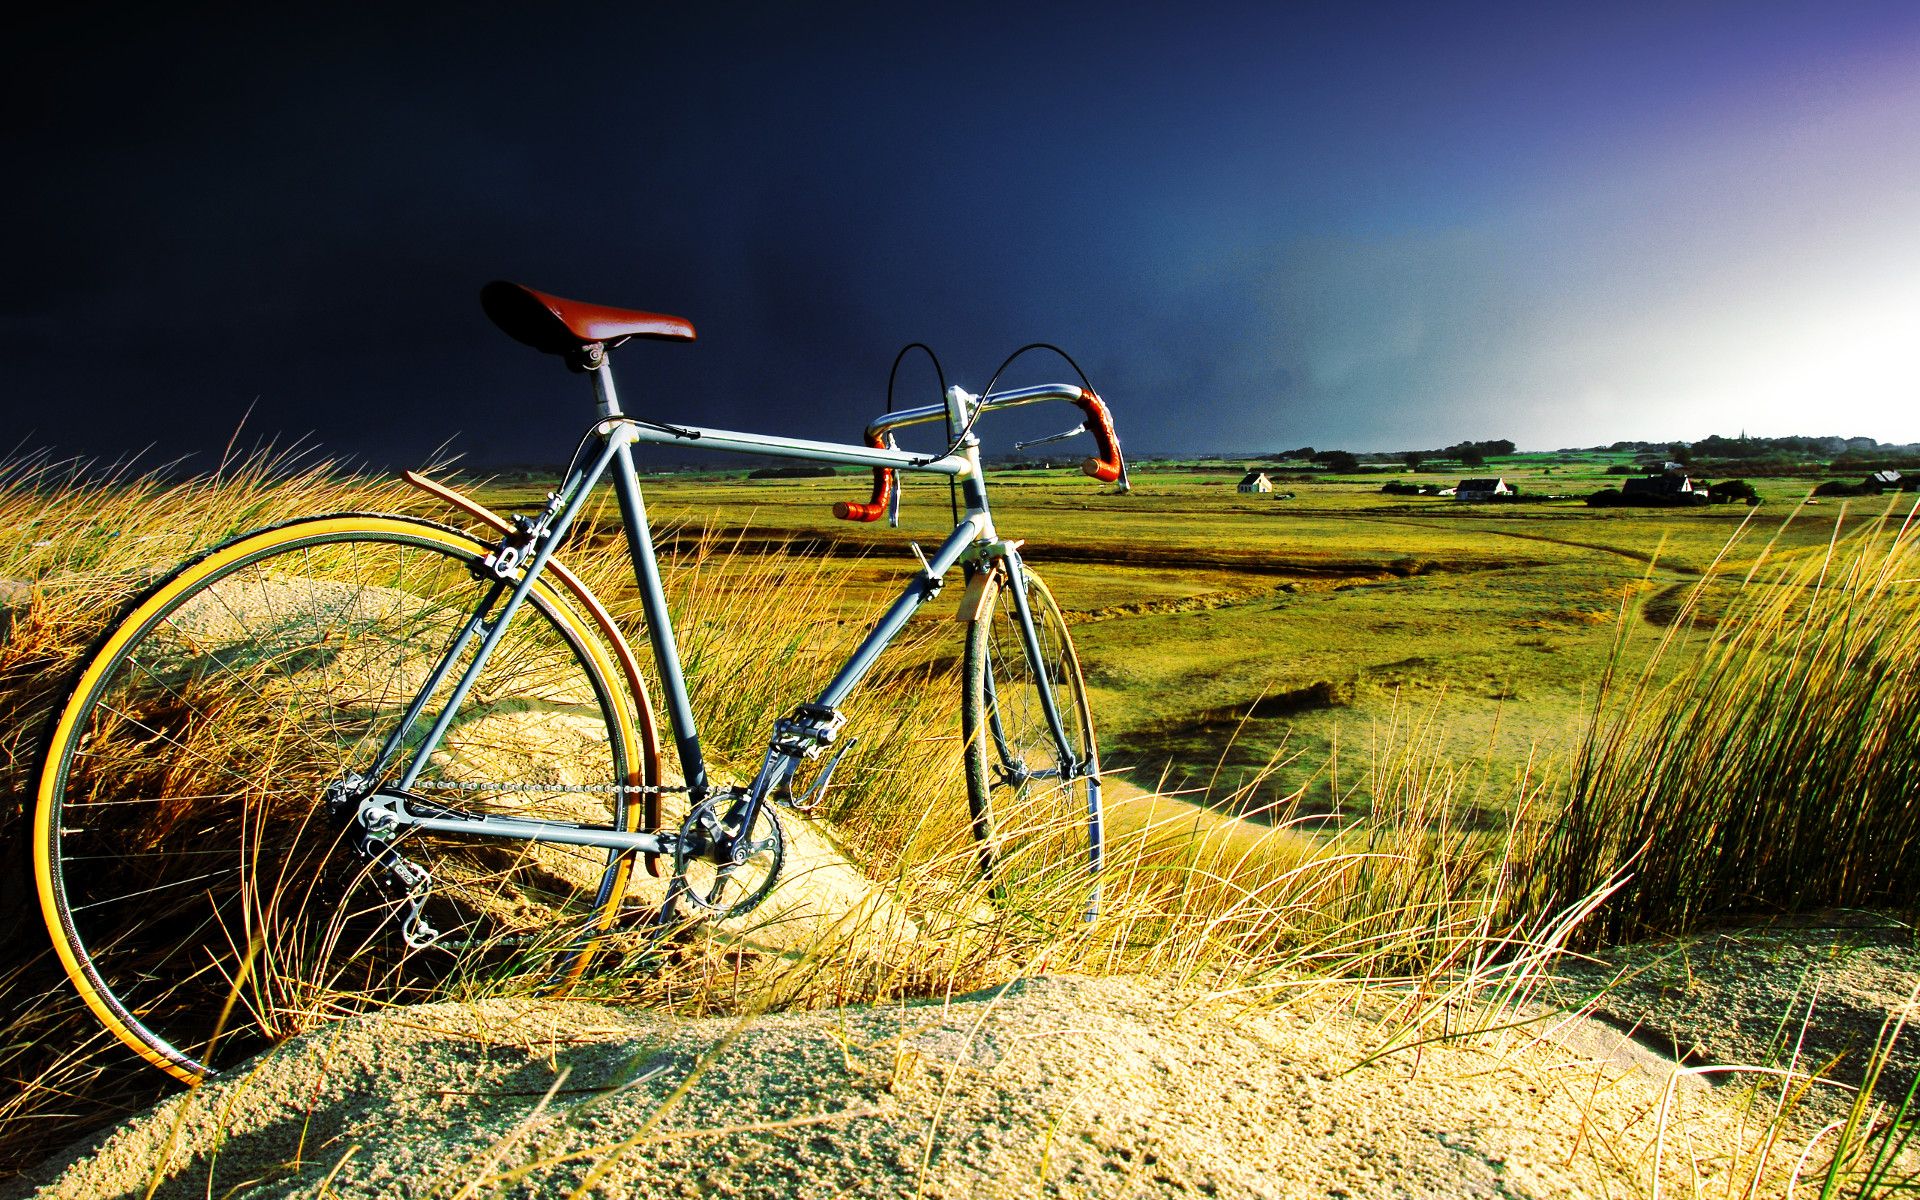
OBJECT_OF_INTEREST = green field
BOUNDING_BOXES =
[5,447,1915,1176]
[469,455,1907,820]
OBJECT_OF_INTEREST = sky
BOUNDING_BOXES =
[4,1,1918,468]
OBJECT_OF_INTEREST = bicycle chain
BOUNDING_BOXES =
[407,779,691,796]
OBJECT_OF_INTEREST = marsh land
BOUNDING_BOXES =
[473,453,1897,821]
[5,447,1916,1193]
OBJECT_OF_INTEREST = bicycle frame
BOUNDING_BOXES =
[348,362,1092,880]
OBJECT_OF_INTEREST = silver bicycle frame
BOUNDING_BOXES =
[358,368,1088,863]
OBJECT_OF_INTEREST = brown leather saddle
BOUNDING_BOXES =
[481,280,694,369]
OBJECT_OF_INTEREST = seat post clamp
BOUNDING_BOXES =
[568,341,607,373]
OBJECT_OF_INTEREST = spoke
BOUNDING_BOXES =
[60,791,234,807]
[62,848,251,861]
[45,527,638,1077]
[70,870,225,913]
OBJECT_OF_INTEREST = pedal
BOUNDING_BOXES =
[784,737,857,813]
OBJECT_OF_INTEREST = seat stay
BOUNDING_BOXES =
[391,433,628,792]
[363,576,510,784]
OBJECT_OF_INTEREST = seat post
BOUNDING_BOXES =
[591,356,623,418]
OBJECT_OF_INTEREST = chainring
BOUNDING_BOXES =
[672,795,785,918]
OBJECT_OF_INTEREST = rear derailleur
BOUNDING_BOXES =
[324,776,444,951]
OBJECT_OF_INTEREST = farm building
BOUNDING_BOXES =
[1589,472,1710,507]
[1454,477,1511,502]
[1237,471,1273,494]
[1812,470,1919,498]
[1621,473,1698,501]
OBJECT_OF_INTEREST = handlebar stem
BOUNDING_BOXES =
[945,385,979,442]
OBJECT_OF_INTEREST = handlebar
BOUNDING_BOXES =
[830,431,898,522]
[1072,390,1124,483]
[832,383,1126,522]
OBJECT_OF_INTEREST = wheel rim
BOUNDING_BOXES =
[964,567,1099,910]
[36,517,637,1080]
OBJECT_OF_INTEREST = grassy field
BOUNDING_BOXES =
[470,455,1892,820]
[3,448,1917,1184]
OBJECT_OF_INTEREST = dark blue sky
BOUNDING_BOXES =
[5,2,1917,467]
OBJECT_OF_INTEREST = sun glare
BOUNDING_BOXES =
[1684,275,1920,442]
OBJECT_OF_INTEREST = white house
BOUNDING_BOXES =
[1237,471,1273,494]
[1454,477,1512,502]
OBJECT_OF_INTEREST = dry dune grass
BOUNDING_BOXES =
[4,453,1920,1196]
[1530,496,1920,946]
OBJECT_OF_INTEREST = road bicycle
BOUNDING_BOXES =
[31,281,1127,1084]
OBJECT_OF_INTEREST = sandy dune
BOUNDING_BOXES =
[21,953,1906,1200]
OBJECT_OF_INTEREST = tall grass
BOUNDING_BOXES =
[12,455,1919,1192]
[0,447,429,1171]
[0,451,1580,1175]
[1530,496,1920,945]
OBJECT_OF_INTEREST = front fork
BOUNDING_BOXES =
[971,547,1103,917]
[976,547,1086,782]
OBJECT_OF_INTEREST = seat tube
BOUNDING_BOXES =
[595,364,710,796]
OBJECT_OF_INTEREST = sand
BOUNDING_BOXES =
[17,959,1888,1200]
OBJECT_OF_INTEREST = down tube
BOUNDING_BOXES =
[813,517,987,709]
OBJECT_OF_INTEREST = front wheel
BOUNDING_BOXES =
[961,561,1101,916]
[31,514,649,1083]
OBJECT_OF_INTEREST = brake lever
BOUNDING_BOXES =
[1012,424,1090,451]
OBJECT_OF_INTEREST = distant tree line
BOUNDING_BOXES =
[1588,478,1759,508]
[1436,438,1516,461]
[746,465,838,479]
[1577,434,1920,472]
[1380,440,1516,470]
[1266,440,1515,473]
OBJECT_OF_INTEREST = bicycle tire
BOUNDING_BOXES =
[961,561,1102,915]
[33,514,650,1083]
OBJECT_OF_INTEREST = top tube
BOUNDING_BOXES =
[609,419,971,476]
[600,382,1092,477]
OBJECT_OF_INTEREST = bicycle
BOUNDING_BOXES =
[31,280,1128,1084]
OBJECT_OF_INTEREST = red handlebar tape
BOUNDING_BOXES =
[832,431,895,522]
[1075,390,1124,483]
[833,388,1123,518]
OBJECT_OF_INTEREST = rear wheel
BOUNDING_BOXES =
[961,561,1101,916]
[33,514,648,1082]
